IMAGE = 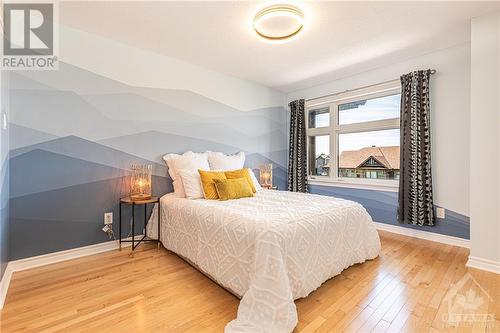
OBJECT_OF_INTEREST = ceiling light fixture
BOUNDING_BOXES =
[253,4,304,41]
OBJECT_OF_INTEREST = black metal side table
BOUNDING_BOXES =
[119,196,161,251]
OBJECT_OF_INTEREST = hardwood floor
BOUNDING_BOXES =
[1,231,498,332]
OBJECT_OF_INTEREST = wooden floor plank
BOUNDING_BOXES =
[0,231,497,333]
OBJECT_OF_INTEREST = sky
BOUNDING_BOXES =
[312,94,400,157]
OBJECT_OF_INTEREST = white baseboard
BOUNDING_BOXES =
[466,256,500,274]
[0,235,142,310]
[0,265,13,311]
[0,225,480,310]
[373,221,470,248]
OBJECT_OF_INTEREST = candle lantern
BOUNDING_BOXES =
[130,164,152,200]
[259,163,273,188]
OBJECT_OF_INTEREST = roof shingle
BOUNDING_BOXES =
[339,146,400,169]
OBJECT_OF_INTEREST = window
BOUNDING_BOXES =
[308,135,330,176]
[308,107,330,128]
[338,94,400,125]
[305,81,401,188]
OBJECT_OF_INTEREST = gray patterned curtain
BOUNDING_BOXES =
[398,70,434,226]
[287,99,308,192]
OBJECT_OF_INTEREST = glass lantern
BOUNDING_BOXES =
[130,164,152,200]
[259,163,273,188]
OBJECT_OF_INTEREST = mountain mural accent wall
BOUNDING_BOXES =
[1,73,9,279]
[309,185,470,239]
[9,63,288,260]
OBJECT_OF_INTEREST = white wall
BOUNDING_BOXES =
[287,44,471,217]
[469,12,500,267]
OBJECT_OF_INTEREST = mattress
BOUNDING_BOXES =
[147,190,381,333]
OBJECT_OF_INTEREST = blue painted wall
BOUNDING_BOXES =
[310,184,470,239]
[1,73,9,279]
[9,63,288,260]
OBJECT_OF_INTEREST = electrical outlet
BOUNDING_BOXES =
[436,207,446,219]
[104,212,113,225]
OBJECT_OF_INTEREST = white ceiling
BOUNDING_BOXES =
[60,1,500,92]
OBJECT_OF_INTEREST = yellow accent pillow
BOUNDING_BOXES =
[224,168,256,193]
[198,170,227,199]
[213,178,254,201]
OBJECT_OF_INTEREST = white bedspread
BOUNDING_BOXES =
[147,190,381,333]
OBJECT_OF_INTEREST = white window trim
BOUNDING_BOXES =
[308,178,399,192]
[305,80,401,192]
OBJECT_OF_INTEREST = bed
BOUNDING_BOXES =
[147,189,381,333]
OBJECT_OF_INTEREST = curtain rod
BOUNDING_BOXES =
[305,69,436,102]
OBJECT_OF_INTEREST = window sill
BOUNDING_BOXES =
[308,178,399,192]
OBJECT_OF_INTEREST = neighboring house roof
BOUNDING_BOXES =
[339,146,400,169]
[316,153,329,160]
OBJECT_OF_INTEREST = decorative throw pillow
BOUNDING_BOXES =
[178,170,204,199]
[198,170,227,199]
[163,151,209,197]
[224,168,256,193]
[213,178,254,201]
[207,151,245,171]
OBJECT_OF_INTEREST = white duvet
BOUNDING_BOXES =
[147,190,381,333]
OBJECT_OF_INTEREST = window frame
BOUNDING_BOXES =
[305,80,401,192]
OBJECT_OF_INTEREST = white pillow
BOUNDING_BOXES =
[163,151,209,196]
[178,170,204,199]
[248,168,262,191]
[171,180,186,198]
[207,151,245,171]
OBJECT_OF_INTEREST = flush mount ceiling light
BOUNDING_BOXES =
[253,4,304,41]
